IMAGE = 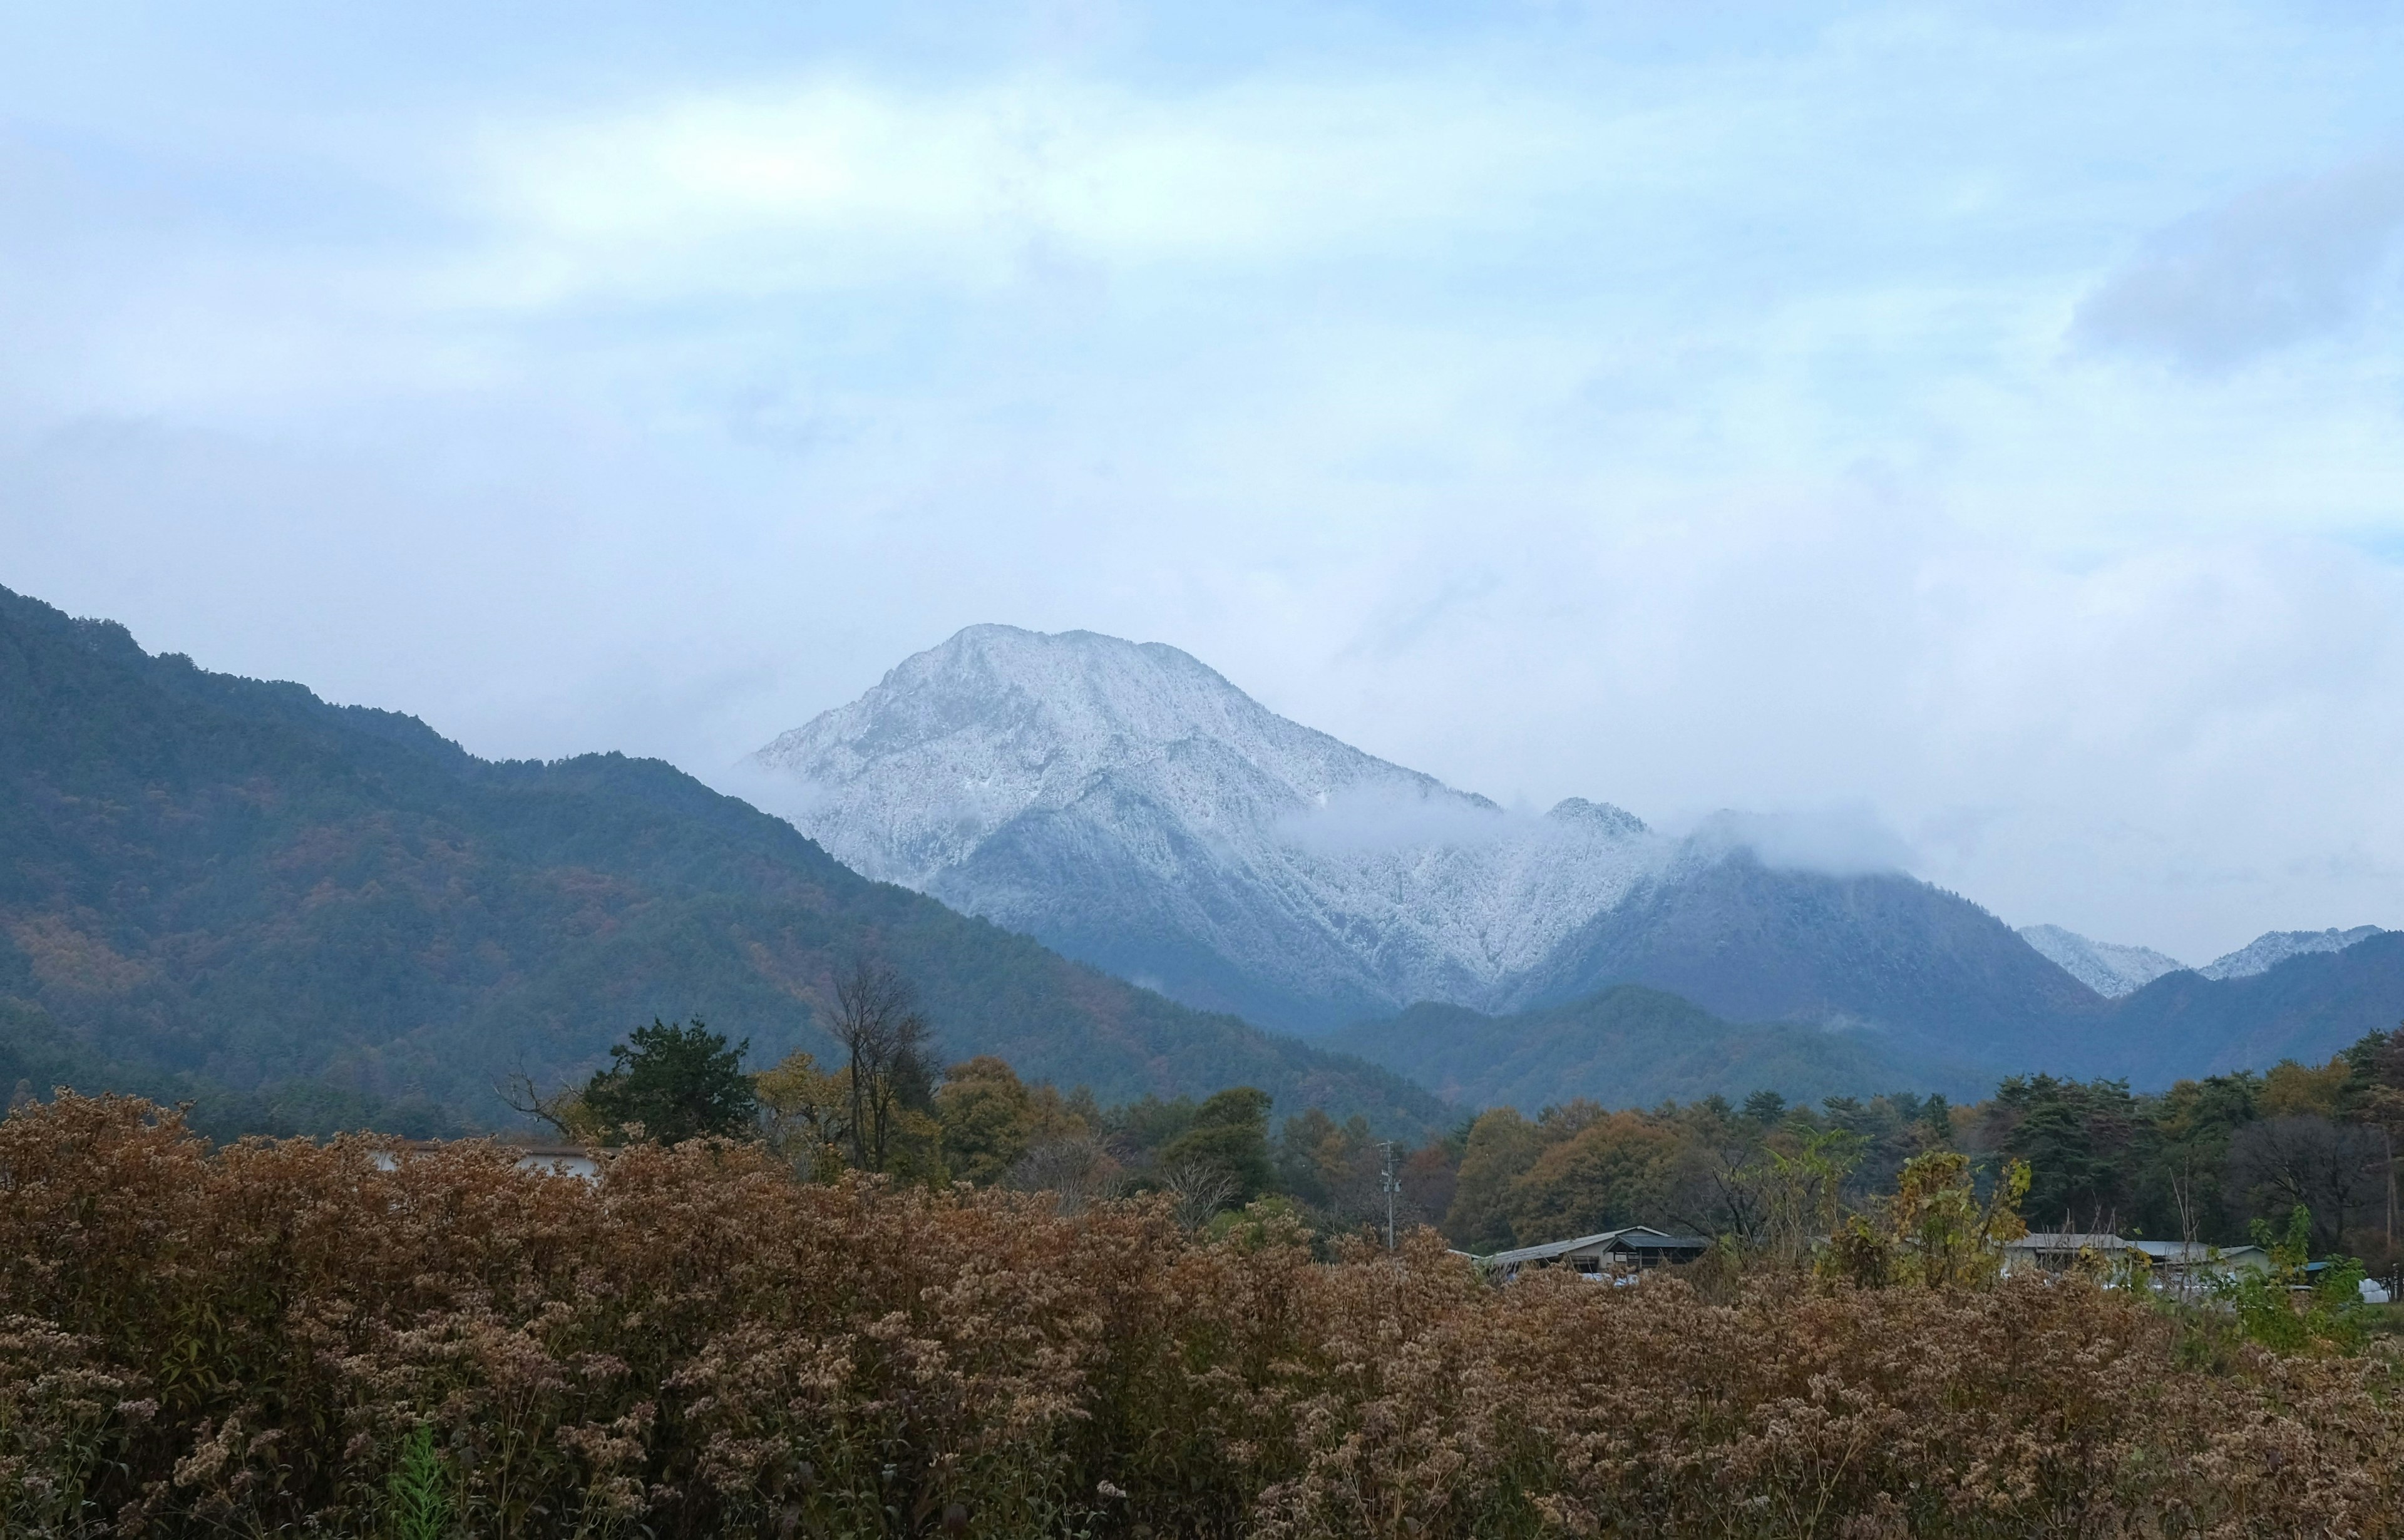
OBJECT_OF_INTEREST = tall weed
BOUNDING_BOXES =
[2,1094,2399,1538]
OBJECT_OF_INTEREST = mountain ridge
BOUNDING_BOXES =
[1325,983,1991,1112]
[759,624,2401,1087]
[758,626,2107,1057]
[756,624,1662,1030]
[2018,924,2189,998]
[0,586,1444,1136]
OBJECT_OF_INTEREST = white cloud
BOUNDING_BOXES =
[4,1,2404,970]
[1682,807,1918,878]
[458,73,1595,305]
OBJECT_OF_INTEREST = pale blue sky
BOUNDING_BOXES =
[5,2,2403,960]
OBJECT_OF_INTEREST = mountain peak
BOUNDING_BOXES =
[753,626,1658,1027]
[754,624,1458,890]
[752,629,2089,1054]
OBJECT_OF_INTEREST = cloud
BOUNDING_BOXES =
[459,73,1592,306]
[1680,806,1918,878]
[704,760,834,831]
[2071,152,2404,372]
[8,1,2404,974]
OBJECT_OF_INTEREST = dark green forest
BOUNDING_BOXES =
[0,584,1439,1138]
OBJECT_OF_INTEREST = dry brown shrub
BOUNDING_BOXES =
[2,1093,2401,1539]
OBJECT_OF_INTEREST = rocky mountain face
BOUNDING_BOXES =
[757,626,2100,1066]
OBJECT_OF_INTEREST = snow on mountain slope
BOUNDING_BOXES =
[2199,926,2389,982]
[755,625,2400,1072]
[2018,925,2189,998]
[753,626,1659,1027]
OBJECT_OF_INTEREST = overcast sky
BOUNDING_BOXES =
[6,1,2403,963]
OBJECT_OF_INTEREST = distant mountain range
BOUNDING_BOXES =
[2019,922,2388,998]
[9,588,2391,1137]
[761,625,2396,1092]
[2017,925,2189,998]
[1323,985,1990,1112]
[2067,931,2404,1081]
[0,586,1442,1136]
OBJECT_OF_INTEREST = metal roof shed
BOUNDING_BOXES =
[1480,1226,1710,1281]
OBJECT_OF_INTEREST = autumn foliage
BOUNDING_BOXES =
[4,1095,2403,1539]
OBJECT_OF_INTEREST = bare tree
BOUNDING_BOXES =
[1158,1159,1240,1231]
[497,1061,599,1142]
[1006,1134,1128,1216]
[831,956,933,1173]
[2227,1115,2386,1252]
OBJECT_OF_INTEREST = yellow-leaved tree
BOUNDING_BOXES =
[1828,1149,2032,1290]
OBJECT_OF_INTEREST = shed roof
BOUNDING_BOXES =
[2127,1240,2268,1265]
[1479,1226,1709,1268]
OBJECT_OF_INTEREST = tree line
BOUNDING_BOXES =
[516,963,2404,1268]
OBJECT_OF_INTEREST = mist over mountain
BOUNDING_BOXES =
[754,625,1659,1032]
[759,625,2404,1088]
[0,585,1441,1136]
[13,581,2390,1138]
[758,627,2104,1062]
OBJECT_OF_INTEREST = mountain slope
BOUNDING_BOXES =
[0,585,1442,1135]
[2199,926,2388,982]
[1326,984,1988,1113]
[2077,932,2404,1080]
[758,626,2107,1062]
[757,625,1657,1031]
[2018,925,2189,998]
[1509,853,2113,1070]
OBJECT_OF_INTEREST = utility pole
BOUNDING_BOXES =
[1379,1141,1399,1251]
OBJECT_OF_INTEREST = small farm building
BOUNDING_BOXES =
[1479,1226,1711,1281]
[2001,1232,2270,1284]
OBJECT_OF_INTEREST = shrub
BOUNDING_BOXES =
[3,1094,2401,1538]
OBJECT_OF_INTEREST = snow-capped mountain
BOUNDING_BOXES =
[754,625,1659,1028]
[2017,925,2189,998]
[2199,926,2388,982]
[752,625,2098,1055]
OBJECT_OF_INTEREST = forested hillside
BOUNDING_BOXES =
[2083,933,2404,1078]
[1510,852,2110,1071]
[0,585,1441,1136]
[1327,982,1986,1111]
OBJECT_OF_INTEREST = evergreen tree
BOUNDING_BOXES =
[1158,1086,1275,1201]
[583,1019,756,1144]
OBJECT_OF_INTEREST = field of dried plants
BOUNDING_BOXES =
[5,1094,2402,1539]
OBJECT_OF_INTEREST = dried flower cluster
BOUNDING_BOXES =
[4,1095,2401,1539]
